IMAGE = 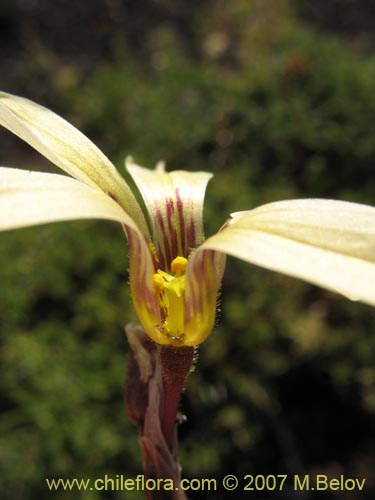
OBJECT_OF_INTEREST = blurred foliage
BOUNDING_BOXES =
[0,1,374,499]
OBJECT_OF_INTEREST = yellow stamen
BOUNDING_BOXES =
[153,273,165,294]
[153,256,188,344]
[171,256,188,275]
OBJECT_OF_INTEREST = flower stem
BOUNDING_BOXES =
[160,345,195,451]
[124,324,195,500]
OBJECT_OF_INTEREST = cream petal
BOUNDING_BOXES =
[201,199,375,306]
[230,199,375,262]
[0,167,138,230]
[0,167,160,329]
[126,158,212,270]
[0,91,148,235]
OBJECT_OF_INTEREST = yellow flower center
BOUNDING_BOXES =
[153,256,188,345]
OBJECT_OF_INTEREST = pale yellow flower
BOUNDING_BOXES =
[0,92,374,347]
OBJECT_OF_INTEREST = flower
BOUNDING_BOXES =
[0,91,374,347]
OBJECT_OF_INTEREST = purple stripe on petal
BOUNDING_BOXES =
[176,188,186,255]
[166,197,175,218]
[162,231,172,271]
[184,247,226,345]
[187,220,196,249]
[125,226,161,337]
[155,207,168,269]
[166,197,178,262]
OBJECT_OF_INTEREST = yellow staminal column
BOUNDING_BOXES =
[153,256,188,345]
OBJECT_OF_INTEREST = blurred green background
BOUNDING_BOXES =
[0,1,374,499]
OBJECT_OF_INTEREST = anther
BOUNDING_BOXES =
[153,273,165,293]
[171,256,188,275]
